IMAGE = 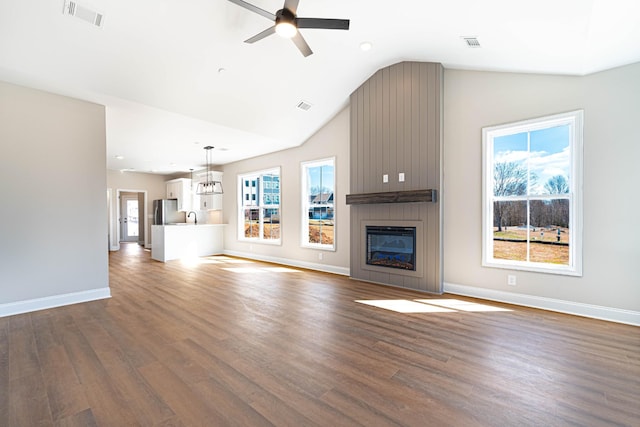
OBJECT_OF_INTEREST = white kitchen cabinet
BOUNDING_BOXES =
[151,224,225,262]
[199,193,222,211]
[166,178,191,211]
[197,171,223,211]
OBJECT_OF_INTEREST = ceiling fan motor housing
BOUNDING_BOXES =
[276,8,296,26]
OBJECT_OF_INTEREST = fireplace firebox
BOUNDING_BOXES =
[366,226,416,271]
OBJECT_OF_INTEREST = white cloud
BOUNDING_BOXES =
[495,147,570,193]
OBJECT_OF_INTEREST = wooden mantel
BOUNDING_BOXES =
[345,189,437,205]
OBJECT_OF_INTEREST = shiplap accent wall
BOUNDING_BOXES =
[349,62,443,293]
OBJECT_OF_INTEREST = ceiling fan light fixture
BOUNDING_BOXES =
[275,21,297,38]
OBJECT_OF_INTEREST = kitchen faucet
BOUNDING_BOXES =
[187,211,197,224]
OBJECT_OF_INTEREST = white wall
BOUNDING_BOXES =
[221,107,350,275]
[0,81,109,314]
[443,62,640,316]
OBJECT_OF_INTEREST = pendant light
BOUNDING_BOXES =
[196,146,223,195]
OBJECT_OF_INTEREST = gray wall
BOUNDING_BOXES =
[221,107,350,274]
[444,62,640,312]
[0,81,109,308]
[349,62,443,293]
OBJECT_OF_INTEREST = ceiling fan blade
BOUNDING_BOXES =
[283,0,300,14]
[292,32,313,57]
[297,18,350,30]
[244,26,276,43]
[227,0,275,21]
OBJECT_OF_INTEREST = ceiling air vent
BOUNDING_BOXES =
[297,101,312,111]
[462,37,481,48]
[62,1,104,28]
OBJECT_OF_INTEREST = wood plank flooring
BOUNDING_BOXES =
[2,242,639,426]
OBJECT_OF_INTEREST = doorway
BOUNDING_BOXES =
[109,189,148,251]
[112,190,147,250]
[120,194,140,242]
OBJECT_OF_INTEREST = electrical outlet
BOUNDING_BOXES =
[318,252,323,260]
[383,174,389,183]
[399,172,405,182]
[507,275,517,286]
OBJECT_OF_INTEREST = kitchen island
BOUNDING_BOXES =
[151,224,225,262]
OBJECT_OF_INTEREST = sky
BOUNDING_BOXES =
[494,124,570,194]
[307,164,335,194]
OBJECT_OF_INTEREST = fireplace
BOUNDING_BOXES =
[366,226,416,271]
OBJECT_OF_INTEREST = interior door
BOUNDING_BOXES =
[120,195,139,242]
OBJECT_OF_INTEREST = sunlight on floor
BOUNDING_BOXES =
[217,258,256,264]
[179,256,257,266]
[415,299,512,312]
[222,266,303,274]
[177,255,303,273]
[356,298,512,314]
[356,300,455,313]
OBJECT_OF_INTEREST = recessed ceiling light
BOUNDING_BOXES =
[218,68,226,74]
[360,41,373,51]
[115,155,124,160]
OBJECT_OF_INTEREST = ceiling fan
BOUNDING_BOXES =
[227,0,350,57]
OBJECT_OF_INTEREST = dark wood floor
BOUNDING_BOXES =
[2,243,639,426]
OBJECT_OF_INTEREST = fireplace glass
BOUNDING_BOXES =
[366,226,416,271]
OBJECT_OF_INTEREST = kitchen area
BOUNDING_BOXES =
[149,171,226,262]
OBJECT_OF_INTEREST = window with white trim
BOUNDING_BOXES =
[482,110,583,276]
[238,168,281,243]
[301,158,335,250]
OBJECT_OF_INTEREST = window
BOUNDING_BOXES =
[482,110,583,276]
[238,168,281,243]
[301,158,335,250]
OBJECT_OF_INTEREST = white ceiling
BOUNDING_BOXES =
[1,0,639,174]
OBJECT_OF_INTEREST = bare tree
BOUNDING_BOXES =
[494,162,530,231]
[543,175,570,228]
[544,175,569,194]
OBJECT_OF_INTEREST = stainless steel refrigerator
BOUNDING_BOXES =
[153,199,184,225]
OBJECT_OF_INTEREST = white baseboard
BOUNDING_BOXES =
[223,250,350,276]
[0,287,111,317]
[444,282,640,326]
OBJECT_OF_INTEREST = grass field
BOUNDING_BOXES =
[244,223,281,240]
[308,220,334,245]
[244,221,333,244]
[493,226,569,264]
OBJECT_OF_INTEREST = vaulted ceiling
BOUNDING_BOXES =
[1,0,638,174]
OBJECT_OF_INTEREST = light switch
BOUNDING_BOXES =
[383,174,389,183]
[399,172,405,182]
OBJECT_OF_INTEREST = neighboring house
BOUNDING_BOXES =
[309,192,334,220]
